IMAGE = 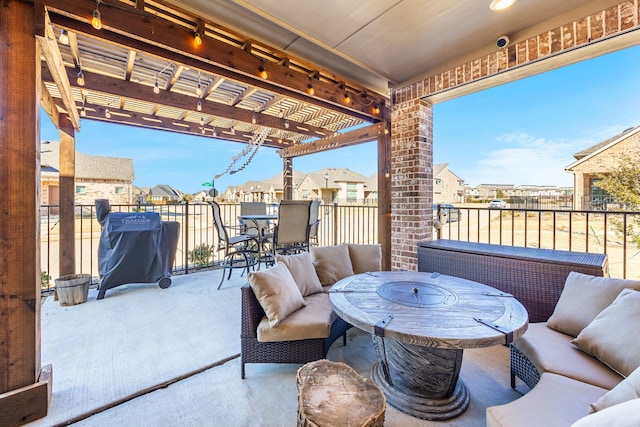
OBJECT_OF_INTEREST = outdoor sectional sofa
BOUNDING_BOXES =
[240,243,382,378]
[487,272,640,426]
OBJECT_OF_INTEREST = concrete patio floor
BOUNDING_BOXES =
[30,269,528,427]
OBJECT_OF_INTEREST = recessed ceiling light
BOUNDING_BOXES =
[490,0,517,11]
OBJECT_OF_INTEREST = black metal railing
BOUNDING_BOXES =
[436,206,640,280]
[39,202,379,292]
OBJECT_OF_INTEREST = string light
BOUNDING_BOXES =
[259,65,268,79]
[92,1,102,30]
[195,72,203,96]
[77,70,85,86]
[197,99,203,111]
[104,104,111,118]
[153,75,160,94]
[384,123,389,135]
[193,31,202,47]
[59,30,69,45]
[344,92,351,104]
[251,114,257,124]
[373,104,381,115]
[284,119,290,129]
[307,81,315,96]
[212,127,217,137]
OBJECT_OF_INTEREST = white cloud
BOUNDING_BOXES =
[463,133,590,187]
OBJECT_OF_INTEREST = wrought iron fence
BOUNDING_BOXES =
[436,206,640,280]
[40,202,379,293]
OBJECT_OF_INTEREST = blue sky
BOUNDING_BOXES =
[41,45,640,194]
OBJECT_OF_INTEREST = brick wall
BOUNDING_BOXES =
[75,180,133,205]
[392,1,640,104]
[390,98,433,270]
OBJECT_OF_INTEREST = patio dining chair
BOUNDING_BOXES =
[308,199,321,247]
[210,201,259,289]
[271,200,313,256]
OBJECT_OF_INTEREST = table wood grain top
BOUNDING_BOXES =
[329,271,529,349]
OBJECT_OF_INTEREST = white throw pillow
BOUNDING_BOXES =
[276,252,323,296]
[591,367,640,412]
[572,289,640,377]
[571,398,640,427]
[248,262,306,328]
[547,272,640,337]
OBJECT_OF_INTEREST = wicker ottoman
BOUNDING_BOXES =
[296,360,386,427]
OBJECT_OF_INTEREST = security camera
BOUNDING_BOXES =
[496,35,510,48]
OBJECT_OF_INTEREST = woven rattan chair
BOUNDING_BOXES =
[271,200,312,255]
[210,201,258,289]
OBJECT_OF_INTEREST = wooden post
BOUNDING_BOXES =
[59,114,76,276]
[377,130,392,270]
[283,156,293,200]
[0,1,50,425]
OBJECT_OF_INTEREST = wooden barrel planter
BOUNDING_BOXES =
[296,360,386,427]
[54,274,91,306]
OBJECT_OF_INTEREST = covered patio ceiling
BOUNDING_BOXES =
[39,0,627,154]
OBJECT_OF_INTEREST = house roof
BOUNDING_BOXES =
[150,184,183,198]
[40,140,135,181]
[566,125,640,171]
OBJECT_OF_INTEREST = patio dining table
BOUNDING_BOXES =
[329,271,529,420]
[238,214,277,267]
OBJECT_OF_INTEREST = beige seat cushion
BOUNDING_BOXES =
[513,323,623,390]
[348,243,382,274]
[257,293,336,342]
[248,262,306,328]
[571,398,640,427]
[547,272,640,337]
[276,252,323,296]
[573,289,640,377]
[591,367,640,412]
[310,244,354,286]
[487,372,607,427]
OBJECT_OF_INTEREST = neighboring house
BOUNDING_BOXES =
[192,190,213,203]
[297,168,369,205]
[148,184,183,204]
[433,163,465,204]
[467,184,516,200]
[566,125,640,210]
[40,140,135,212]
[363,174,378,205]
[220,171,305,203]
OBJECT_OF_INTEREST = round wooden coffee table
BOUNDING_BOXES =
[329,271,528,420]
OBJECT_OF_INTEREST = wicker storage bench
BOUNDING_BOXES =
[417,239,609,323]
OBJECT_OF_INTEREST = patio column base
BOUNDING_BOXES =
[0,364,52,427]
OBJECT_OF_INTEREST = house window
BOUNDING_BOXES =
[76,185,86,194]
[435,179,442,185]
[302,189,308,199]
[115,186,124,194]
[346,183,357,202]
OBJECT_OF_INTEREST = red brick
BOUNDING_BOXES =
[604,5,619,36]
[576,17,589,44]
[620,1,635,30]
[550,27,562,53]
[562,23,575,49]
[538,32,550,56]
[527,37,538,61]
[590,12,604,40]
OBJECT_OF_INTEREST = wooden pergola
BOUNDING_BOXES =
[2,0,639,424]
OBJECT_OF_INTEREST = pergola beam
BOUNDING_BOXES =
[43,1,388,122]
[278,123,385,158]
[43,66,328,139]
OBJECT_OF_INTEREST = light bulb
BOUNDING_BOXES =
[105,107,111,118]
[307,84,315,96]
[284,120,290,129]
[344,92,351,104]
[77,70,85,86]
[251,114,256,124]
[92,8,102,30]
[194,32,202,47]
[195,83,203,97]
[259,66,268,79]
[80,106,87,117]
[59,30,69,45]
[373,105,381,115]
[153,80,160,94]
[212,127,217,137]
[197,100,202,111]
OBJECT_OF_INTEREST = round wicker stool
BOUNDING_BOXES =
[296,360,386,427]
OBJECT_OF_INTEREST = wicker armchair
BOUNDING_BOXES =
[240,284,351,379]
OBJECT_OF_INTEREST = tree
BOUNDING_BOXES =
[596,153,640,209]
[597,153,640,247]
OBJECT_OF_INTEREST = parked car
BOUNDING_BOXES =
[489,199,507,209]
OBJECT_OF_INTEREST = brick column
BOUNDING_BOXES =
[390,99,433,270]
